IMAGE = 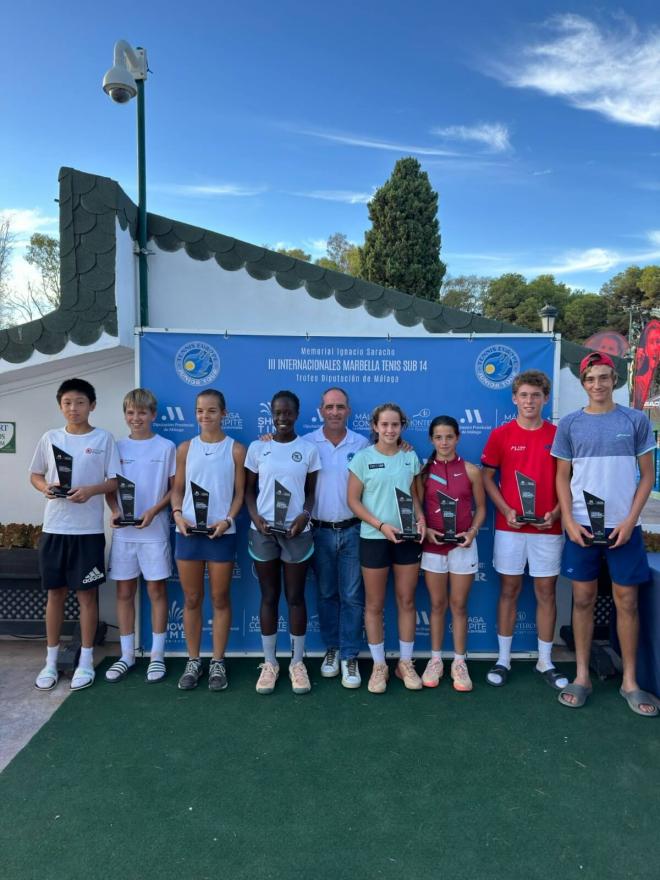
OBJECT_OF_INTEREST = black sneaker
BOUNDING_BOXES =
[208,659,228,691]
[178,658,203,690]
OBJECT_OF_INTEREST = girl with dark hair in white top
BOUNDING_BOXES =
[171,390,246,692]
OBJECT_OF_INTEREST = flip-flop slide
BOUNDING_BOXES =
[619,688,659,717]
[105,660,134,683]
[538,667,569,691]
[558,682,592,708]
[146,660,167,683]
[486,664,509,687]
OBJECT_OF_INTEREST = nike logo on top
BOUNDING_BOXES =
[82,567,104,584]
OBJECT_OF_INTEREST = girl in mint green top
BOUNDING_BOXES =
[347,403,426,694]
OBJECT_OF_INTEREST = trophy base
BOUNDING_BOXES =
[442,535,466,545]
[186,526,215,536]
[395,531,422,543]
[267,525,289,536]
[50,488,71,498]
[115,518,144,527]
[516,515,546,524]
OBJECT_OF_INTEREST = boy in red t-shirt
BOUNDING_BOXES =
[481,370,567,691]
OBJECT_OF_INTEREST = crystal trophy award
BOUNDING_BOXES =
[583,491,612,545]
[436,491,466,544]
[50,445,73,497]
[394,488,421,542]
[269,480,291,535]
[114,475,144,527]
[187,482,214,535]
[515,471,545,524]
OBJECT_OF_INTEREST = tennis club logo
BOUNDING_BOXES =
[291,451,303,462]
[475,344,520,390]
[175,341,220,386]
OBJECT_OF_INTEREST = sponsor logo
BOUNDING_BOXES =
[223,411,244,430]
[307,614,320,634]
[460,409,482,425]
[82,567,104,584]
[474,562,488,582]
[302,408,324,432]
[347,452,355,462]
[368,463,385,469]
[257,402,274,434]
[277,615,288,633]
[167,600,185,642]
[291,451,303,462]
[120,458,135,465]
[409,407,431,431]
[475,344,520,390]
[351,411,372,432]
[248,615,261,633]
[514,609,536,634]
[85,448,104,455]
[159,404,194,436]
[459,408,493,435]
[174,341,221,386]
[232,562,241,580]
[162,406,185,421]
[510,445,526,452]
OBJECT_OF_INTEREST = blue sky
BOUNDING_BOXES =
[1,0,659,297]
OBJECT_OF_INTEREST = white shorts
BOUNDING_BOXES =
[108,539,172,581]
[493,530,563,578]
[421,541,479,575]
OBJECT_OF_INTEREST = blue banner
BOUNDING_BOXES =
[138,332,556,656]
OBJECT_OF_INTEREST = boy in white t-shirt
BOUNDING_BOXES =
[29,378,120,691]
[105,389,176,683]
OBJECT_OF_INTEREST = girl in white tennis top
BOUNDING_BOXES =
[171,389,246,692]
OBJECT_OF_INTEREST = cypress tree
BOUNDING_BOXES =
[362,157,446,300]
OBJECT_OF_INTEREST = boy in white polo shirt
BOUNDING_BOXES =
[105,388,176,683]
[30,378,120,691]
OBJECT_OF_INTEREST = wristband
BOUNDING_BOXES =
[225,517,232,527]
[378,521,384,532]
[172,508,182,515]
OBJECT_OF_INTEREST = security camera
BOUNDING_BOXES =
[102,64,138,103]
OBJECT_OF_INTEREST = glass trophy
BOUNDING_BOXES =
[114,475,144,527]
[583,491,613,545]
[436,491,466,544]
[515,471,545,524]
[187,481,214,535]
[50,445,73,497]
[394,488,421,542]
[269,480,291,535]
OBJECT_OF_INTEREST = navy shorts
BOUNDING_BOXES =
[175,532,237,563]
[360,537,422,569]
[561,526,650,586]
[39,533,106,591]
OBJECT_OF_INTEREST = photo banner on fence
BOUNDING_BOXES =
[138,332,556,655]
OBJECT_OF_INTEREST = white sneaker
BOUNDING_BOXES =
[320,648,340,678]
[341,658,361,689]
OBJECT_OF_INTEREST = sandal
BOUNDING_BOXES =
[537,666,569,692]
[71,667,96,691]
[486,663,509,687]
[105,660,134,683]
[34,665,59,691]
[558,682,592,708]
[619,688,659,717]
[146,660,167,683]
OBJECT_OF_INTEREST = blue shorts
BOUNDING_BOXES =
[561,526,650,586]
[175,532,237,563]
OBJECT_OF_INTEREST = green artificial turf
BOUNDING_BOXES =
[1,659,658,880]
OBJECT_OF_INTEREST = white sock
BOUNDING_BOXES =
[497,634,513,669]
[431,650,442,661]
[151,631,166,661]
[120,633,135,665]
[291,634,305,664]
[536,638,554,672]
[399,640,414,661]
[46,645,59,667]
[262,633,278,666]
[454,653,466,663]
[368,642,386,664]
[79,646,94,670]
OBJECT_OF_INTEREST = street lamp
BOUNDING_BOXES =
[538,303,558,334]
[102,40,149,326]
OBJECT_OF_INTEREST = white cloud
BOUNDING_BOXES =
[532,168,553,176]
[431,122,511,152]
[491,13,660,128]
[0,208,58,241]
[527,230,660,275]
[292,189,373,205]
[156,183,267,197]
[291,127,458,157]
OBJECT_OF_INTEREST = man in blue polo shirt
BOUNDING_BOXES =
[552,352,658,716]
[305,388,368,688]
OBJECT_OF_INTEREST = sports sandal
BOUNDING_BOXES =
[486,664,510,687]
[105,660,134,683]
[34,665,59,691]
[558,682,592,708]
[146,660,167,683]
[71,667,96,691]
[537,667,569,692]
[619,688,659,717]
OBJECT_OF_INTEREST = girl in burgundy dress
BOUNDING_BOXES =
[417,416,485,692]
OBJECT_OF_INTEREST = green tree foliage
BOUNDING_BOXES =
[600,266,646,333]
[440,275,490,313]
[315,233,363,276]
[275,247,311,262]
[362,157,446,300]
[24,233,60,311]
[482,273,572,332]
[562,293,608,342]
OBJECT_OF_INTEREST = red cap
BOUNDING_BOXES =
[579,352,615,374]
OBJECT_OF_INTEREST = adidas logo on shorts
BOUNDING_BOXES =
[82,567,104,585]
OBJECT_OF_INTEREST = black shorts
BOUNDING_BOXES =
[360,537,422,569]
[39,533,106,591]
